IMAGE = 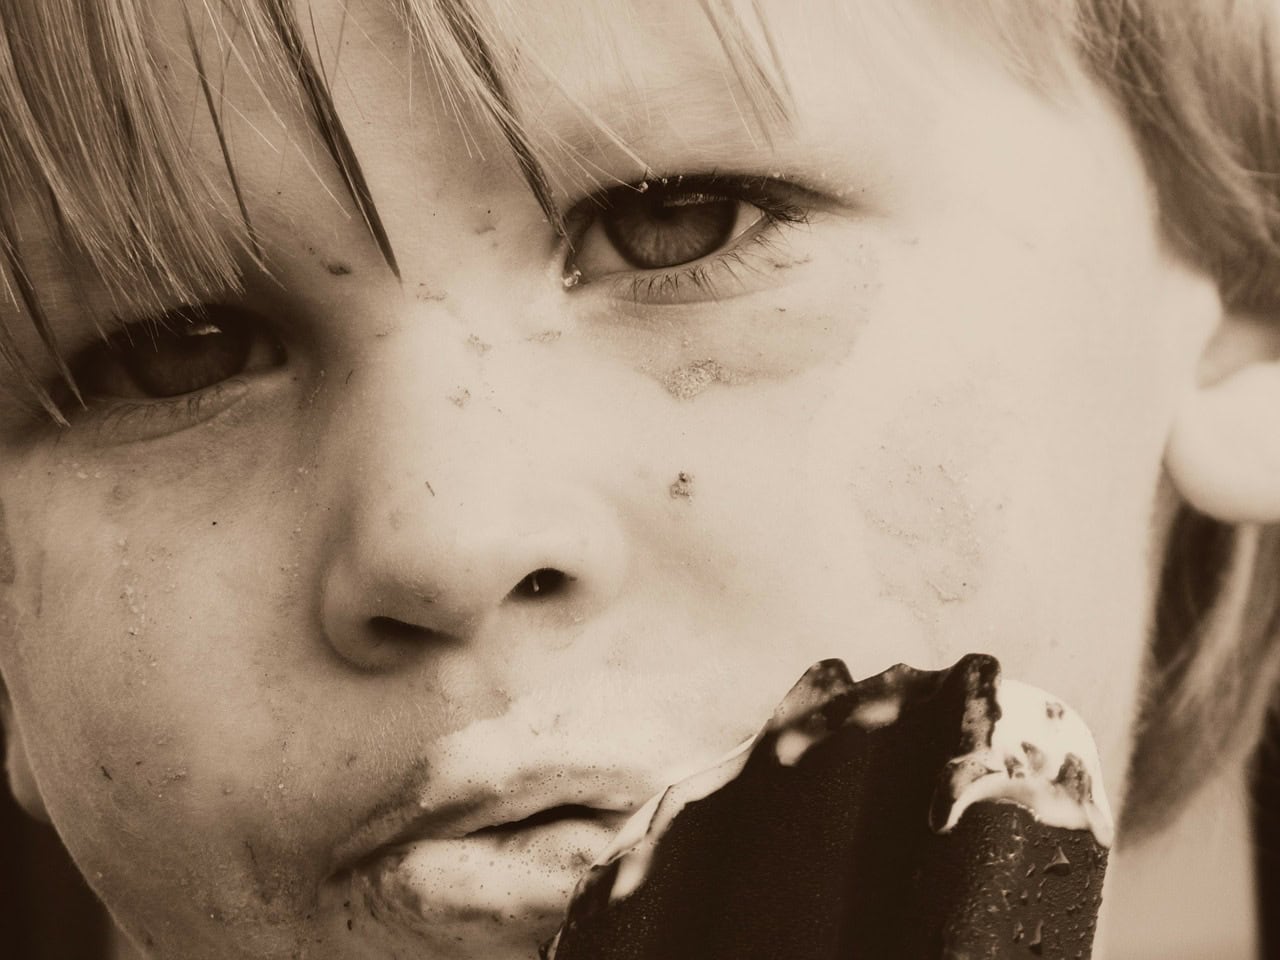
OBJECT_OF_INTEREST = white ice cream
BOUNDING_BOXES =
[937,676,1114,848]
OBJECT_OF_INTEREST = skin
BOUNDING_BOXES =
[0,0,1236,957]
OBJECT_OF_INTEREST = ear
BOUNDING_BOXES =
[0,680,49,823]
[1166,311,1280,523]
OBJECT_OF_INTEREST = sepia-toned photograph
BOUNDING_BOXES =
[1,1,1278,957]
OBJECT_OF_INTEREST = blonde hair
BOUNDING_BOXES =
[1,0,1279,841]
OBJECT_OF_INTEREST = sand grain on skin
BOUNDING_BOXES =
[662,359,734,400]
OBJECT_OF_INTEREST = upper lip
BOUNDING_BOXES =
[329,762,656,877]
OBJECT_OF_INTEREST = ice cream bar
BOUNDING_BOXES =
[544,654,1112,959]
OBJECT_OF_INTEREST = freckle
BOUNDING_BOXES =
[324,261,352,276]
[416,283,447,302]
[466,334,491,355]
[527,330,562,344]
[388,510,404,532]
[448,388,471,408]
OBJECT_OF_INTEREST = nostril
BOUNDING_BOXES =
[508,567,573,601]
[336,616,455,671]
[368,616,445,644]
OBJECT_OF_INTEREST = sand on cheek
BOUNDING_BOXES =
[0,491,300,956]
[17,584,318,953]
[846,375,1010,639]
[0,498,164,905]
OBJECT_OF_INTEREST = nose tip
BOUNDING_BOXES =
[319,501,626,672]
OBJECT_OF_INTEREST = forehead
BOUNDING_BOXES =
[0,0,1101,383]
[167,0,1079,195]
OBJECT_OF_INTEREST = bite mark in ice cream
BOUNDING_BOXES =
[934,675,1113,847]
[546,654,1112,959]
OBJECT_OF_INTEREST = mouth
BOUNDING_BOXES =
[464,802,623,838]
[329,771,648,947]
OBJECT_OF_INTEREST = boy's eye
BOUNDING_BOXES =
[600,188,741,270]
[567,176,806,285]
[77,305,282,400]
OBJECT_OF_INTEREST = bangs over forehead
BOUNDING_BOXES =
[0,0,801,418]
[4,0,1280,407]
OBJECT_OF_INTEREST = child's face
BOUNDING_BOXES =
[0,1,1221,957]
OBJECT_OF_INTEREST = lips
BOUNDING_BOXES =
[466,802,627,838]
[320,682,752,954]
[323,753,659,953]
[331,761,652,875]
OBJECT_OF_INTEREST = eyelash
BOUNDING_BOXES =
[620,226,801,303]
[52,309,272,440]
[85,380,249,443]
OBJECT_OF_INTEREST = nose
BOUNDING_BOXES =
[321,491,627,670]
[316,344,628,672]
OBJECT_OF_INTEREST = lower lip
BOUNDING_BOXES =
[347,819,616,932]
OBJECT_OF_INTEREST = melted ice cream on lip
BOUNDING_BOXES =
[594,734,758,901]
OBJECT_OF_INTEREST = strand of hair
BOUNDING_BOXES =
[435,0,564,234]
[0,218,71,425]
[263,0,401,280]
[185,5,262,267]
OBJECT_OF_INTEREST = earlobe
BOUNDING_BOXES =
[1166,314,1280,524]
[0,683,50,823]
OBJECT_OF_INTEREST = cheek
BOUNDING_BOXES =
[664,220,1181,821]
[843,376,1007,633]
[0,458,340,948]
[798,229,1178,792]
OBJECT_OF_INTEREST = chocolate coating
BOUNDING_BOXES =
[547,655,1107,960]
